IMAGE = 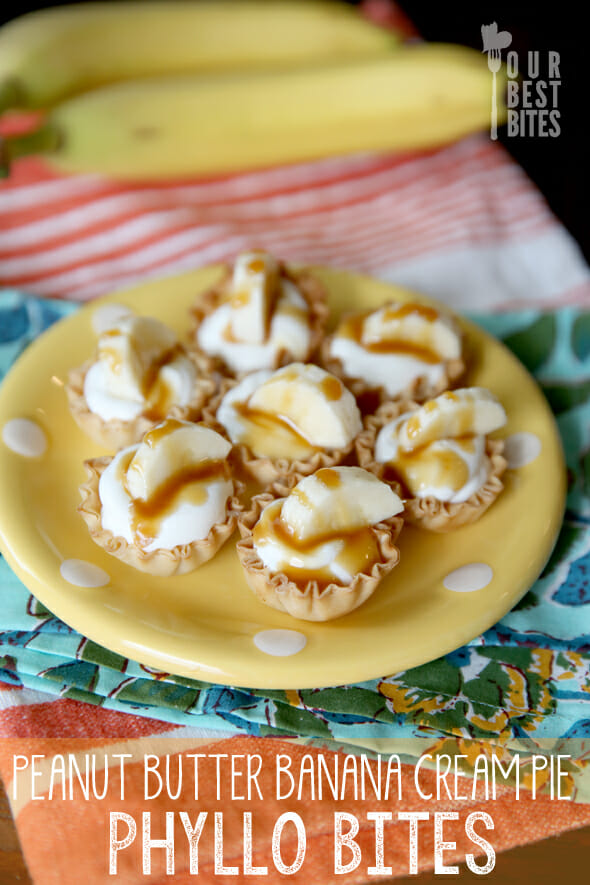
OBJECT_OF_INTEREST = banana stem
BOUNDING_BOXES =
[0,79,25,114]
[0,124,61,177]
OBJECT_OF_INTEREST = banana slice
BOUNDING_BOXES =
[126,418,231,501]
[361,303,461,360]
[248,362,362,449]
[281,466,403,542]
[398,388,507,452]
[229,251,280,345]
[97,315,178,401]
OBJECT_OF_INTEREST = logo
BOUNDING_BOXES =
[481,23,512,140]
[481,23,561,139]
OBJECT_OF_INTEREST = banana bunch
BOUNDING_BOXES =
[0,0,399,109]
[0,2,505,180]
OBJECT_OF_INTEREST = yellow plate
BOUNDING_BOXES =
[0,268,566,689]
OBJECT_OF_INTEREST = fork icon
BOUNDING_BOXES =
[487,47,502,140]
[481,23,512,141]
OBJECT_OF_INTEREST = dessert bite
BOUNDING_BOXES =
[78,418,242,575]
[322,301,464,405]
[67,314,215,449]
[356,388,507,531]
[191,250,327,375]
[237,466,404,620]
[209,362,362,485]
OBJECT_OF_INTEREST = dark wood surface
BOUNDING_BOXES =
[0,780,32,884]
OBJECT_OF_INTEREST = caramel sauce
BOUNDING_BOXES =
[457,436,476,453]
[290,487,313,510]
[233,401,317,460]
[403,396,474,447]
[337,311,367,343]
[99,345,123,374]
[315,467,342,489]
[99,334,184,421]
[275,300,308,323]
[382,303,439,323]
[143,377,176,422]
[319,375,343,401]
[124,457,229,549]
[253,500,380,591]
[390,439,471,496]
[230,289,252,308]
[139,343,184,400]
[363,340,440,362]
[140,418,186,448]
[272,366,299,383]
[404,414,423,442]
[336,306,441,362]
[248,258,266,273]
[222,322,241,343]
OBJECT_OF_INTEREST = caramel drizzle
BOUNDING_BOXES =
[119,450,229,548]
[233,400,318,460]
[403,394,472,446]
[223,261,308,344]
[388,435,475,496]
[100,334,185,420]
[253,499,380,591]
[337,303,442,363]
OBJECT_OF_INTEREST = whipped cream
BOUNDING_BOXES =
[99,445,232,552]
[329,340,446,397]
[84,352,196,421]
[375,413,489,503]
[197,279,311,374]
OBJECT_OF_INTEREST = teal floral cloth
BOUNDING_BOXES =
[0,292,588,741]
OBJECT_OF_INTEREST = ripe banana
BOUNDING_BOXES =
[0,0,398,111]
[280,467,403,541]
[4,44,506,179]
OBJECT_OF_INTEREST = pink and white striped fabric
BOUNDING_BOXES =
[1,136,588,310]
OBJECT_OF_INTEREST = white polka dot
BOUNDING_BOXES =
[443,563,493,593]
[92,303,133,335]
[2,418,47,457]
[254,629,307,657]
[60,559,110,588]
[504,432,542,469]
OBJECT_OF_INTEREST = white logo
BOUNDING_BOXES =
[481,23,512,140]
[482,23,561,139]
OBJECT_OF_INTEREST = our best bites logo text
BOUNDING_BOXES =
[482,22,561,139]
[11,749,573,877]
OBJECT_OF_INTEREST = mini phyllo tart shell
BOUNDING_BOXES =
[78,457,243,577]
[236,483,403,622]
[190,264,328,378]
[356,400,506,533]
[202,376,357,488]
[66,350,216,451]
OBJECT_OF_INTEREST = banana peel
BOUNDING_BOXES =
[2,45,507,180]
